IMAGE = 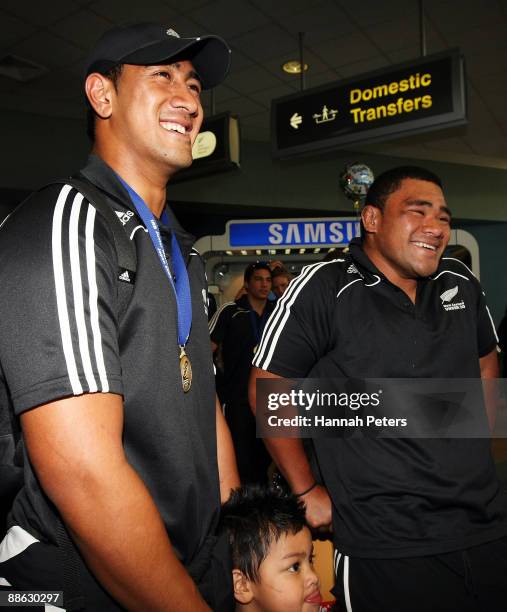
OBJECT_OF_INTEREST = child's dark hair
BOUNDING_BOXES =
[219,485,307,582]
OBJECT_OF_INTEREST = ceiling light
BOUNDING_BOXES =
[282,60,308,75]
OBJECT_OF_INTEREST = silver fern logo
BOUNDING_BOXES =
[440,286,458,303]
[440,286,465,311]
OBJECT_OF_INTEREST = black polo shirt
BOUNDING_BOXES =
[210,295,274,406]
[253,239,507,558]
[0,155,220,598]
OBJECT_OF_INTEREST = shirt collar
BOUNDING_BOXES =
[348,238,384,281]
[349,237,436,287]
[79,154,196,258]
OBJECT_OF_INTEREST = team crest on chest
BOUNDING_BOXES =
[440,286,466,311]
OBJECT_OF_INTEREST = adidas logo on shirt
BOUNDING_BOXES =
[118,269,133,284]
[115,210,135,226]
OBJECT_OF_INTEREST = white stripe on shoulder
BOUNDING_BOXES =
[85,204,109,393]
[364,274,381,287]
[485,305,500,345]
[254,260,336,370]
[337,278,363,299]
[254,262,321,361]
[209,301,236,333]
[130,225,148,240]
[431,270,469,281]
[69,193,98,393]
[0,578,12,586]
[52,184,83,395]
[0,210,13,231]
[0,526,39,563]
[441,257,475,277]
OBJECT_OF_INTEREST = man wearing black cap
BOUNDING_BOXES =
[0,23,237,611]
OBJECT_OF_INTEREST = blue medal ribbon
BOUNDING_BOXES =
[115,174,192,350]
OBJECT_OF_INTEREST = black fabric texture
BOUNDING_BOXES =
[332,536,507,612]
[210,295,274,484]
[254,240,507,558]
[0,155,223,607]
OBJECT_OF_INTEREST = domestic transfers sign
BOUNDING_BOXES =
[272,49,466,157]
[228,218,360,248]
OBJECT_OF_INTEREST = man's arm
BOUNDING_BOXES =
[248,367,332,530]
[215,396,240,501]
[21,393,209,612]
[480,348,500,431]
[480,348,499,379]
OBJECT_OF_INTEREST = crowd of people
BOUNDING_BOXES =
[0,19,506,612]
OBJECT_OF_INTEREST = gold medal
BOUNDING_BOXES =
[179,346,192,393]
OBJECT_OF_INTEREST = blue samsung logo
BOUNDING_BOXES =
[228,220,361,248]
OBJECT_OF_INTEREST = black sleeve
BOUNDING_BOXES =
[209,302,236,344]
[0,184,124,414]
[252,262,335,377]
[475,284,498,357]
[498,316,507,353]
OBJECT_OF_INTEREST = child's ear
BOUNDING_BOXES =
[232,569,254,605]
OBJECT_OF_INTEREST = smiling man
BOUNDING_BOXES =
[250,166,507,611]
[0,23,238,611]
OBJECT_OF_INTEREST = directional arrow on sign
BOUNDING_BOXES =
[290,112,303,129]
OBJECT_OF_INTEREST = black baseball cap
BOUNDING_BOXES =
[84,23,231,90]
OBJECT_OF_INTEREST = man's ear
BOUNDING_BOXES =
[361,204,381,234]
[85,73,115,119]
[232,569,254,605]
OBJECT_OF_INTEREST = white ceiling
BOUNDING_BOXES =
[1,0,506,168]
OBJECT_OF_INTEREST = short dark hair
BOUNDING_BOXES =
[365,166,443,211]
[271,266,291,281]
[85,64,124,142]
[219,485,307,582]
[244,262,272,283]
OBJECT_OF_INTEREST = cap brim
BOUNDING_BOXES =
[120,35,231,90]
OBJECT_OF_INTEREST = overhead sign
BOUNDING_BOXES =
[272,49,466,158]
[228,218,361,248]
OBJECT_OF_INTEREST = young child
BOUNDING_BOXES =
[220,485,323,611]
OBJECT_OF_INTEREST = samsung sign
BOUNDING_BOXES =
[228,219,361,248]
[272,49,466,158]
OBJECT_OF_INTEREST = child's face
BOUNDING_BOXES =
[251,526,322,611]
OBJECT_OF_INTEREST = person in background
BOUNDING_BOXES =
[210,262,274,485]
[271,265,292,300]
